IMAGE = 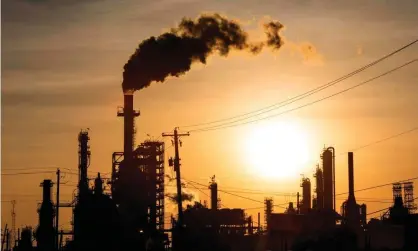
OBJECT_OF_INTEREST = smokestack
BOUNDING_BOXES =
[42,180,52,202]
[123,93,134,161]
[118,91,139,164]
[348,152,355,200]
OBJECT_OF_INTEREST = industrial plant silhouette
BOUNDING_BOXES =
[2,13,418,251]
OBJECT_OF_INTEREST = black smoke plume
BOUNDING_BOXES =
[166,192,195,203]
[123,13,284,92]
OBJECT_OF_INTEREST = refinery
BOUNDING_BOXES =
[1,91,417,251]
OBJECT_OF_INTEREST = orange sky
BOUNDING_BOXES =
[2,0,418,231]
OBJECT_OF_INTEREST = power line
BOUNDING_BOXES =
[180,39,418,130]
[336,176,418,196]
[366,196,418,216]
[218,189,287,209]
[184,181,210,199]
[183,178,288,209]
[190,59,417,132]
[1,171,56,176]
[348,126,418,152]
[183,178,296,196]
[2,167,109,176]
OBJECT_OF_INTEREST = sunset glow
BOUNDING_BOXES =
[244,121,310,179]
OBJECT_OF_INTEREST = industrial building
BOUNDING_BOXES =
[3,92,418,251]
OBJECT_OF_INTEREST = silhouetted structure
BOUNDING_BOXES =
[264,198,273,230]
[35,180,55,251]
[73,171,121,251]
[321,147,335,211]
[15,227,33,251]
[313,165,324,210]
[77,130,90,197]
[178,202,258,251]
[403,182,417,214]
[209,176,219,211]
[300,177,311,214]
[72,130,121,251]
[341,152,361,229]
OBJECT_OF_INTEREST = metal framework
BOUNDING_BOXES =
[392,182,403,204]
[78,130,91,197]
[111,151,124,199]
[111,140,165,231]
[264,198,273,229]
[135,141,165,231]
[403,182,416,213]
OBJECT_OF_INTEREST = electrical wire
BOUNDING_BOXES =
[366,196,418,216]
[336,176,418,196]
[190,59,417,133]
[183,178,288,209]
[179,39,418,130]
[1,171,56,176]
[184,181,211,199]
[183,178,296,196]
[349,126,418,152]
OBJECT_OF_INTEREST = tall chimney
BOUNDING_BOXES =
[348,152,355,201]
[42,180,52,202]
[118,91,139,163]
[124,93,134,161]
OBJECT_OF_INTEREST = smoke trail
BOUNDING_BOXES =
[122,13,284,92]
[264,21,284,50]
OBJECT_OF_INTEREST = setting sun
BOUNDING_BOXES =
[244,121,310,179]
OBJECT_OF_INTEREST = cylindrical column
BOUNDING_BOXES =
[210,181,218,210]
[348,152,354,197]
[42,180,52,202]
[322,149,334,210]
[123,93,134,162]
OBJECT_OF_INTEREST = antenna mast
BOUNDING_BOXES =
[11,200,16,249]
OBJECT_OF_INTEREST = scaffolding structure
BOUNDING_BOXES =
[403,182,416,213]
[392,183,403,204]
[264,198,273,230]
[135,141,165,231]
[111,140,165,231]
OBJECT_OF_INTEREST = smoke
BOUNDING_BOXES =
[166,191,195,203]
[264,21,284,50]
[287,41,324,66]
[122,13,284,92]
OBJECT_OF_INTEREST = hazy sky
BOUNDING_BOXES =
[2,0,418,231]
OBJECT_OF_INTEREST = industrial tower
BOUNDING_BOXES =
[264,198,273,230]
[78,129,91,198]
[36,180,55,251]
[321,147,335,211]
[209,176,219,211]
[403,182,416,213]
[300,177,311,214]
[313,165,324,210]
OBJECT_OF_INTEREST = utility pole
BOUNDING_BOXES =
[1,224,8,251]
[162,128,189,226]
[11,200,16,250]
[55,168,60,251]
